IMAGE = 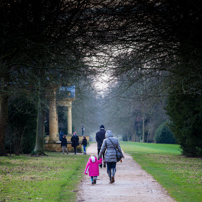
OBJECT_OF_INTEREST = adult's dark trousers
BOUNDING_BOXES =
[74,146,77,154]
[107,162,116,182]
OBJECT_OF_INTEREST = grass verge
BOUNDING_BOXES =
[120,142,202,202]
[0,152,89,202]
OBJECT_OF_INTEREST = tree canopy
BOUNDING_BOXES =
[1,0,202,156]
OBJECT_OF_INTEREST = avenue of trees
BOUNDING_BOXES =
[1,0,202,157]
[0,0,103,155]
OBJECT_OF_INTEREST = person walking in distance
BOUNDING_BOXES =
[59,131,64,141]
[61,135,68,154]
[96,125,106,168]
[81,125,85,136]
[71,131,79,154]
[82,136,87,154]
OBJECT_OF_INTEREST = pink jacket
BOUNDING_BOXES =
[84,156,102,177]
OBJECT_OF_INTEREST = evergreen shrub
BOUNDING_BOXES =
[154,122,176,144]
[165,85,202,157]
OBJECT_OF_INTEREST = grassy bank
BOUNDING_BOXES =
[0,152,89,202]
[120,142,202,202]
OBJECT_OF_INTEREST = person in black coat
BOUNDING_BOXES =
[82,136,87,154]
[96,125,106,168]
[61,135,68,154]
[71,131,79,154]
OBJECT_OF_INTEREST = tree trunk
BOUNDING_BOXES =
[142,116,145,143]
[127,134,130,141]
[0,95,9,156]
[131,129,136,142]
[34,92,46,155]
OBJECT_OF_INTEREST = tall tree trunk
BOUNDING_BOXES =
[0,95,9,156]
[131,128,136,142]
[142,116,145,143]
[34,91,46,155]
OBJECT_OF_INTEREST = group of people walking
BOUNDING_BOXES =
[60,131,87,155]
[85,125,124,184]
[60,124,124,185]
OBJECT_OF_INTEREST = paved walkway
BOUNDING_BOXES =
[77,143,176,202]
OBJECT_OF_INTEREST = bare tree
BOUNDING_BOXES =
[0,0,104,155]
[1,0,202,155]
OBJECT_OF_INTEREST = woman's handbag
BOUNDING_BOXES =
[116,149,123,162]
[108,138,123,162]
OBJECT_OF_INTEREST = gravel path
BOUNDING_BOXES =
[77,143,176,202]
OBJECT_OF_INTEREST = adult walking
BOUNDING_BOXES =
[82,136,87,155]
[59,131,64,141]
[61,135,68,154]
[98,130,124,183]
[96,125,106,168]
[71,131,79,154]
[81,125,85,136]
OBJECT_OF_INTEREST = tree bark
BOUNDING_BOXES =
[142,116,145,143]
[34,91,46,155]
[0,95,9,156]
[131,128,136,142]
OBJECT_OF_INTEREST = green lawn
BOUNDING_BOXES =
[120,142,202,202]
[1,143,202,202]
[0,152,89,202]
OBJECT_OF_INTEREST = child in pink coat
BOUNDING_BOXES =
[84,155,102,184]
